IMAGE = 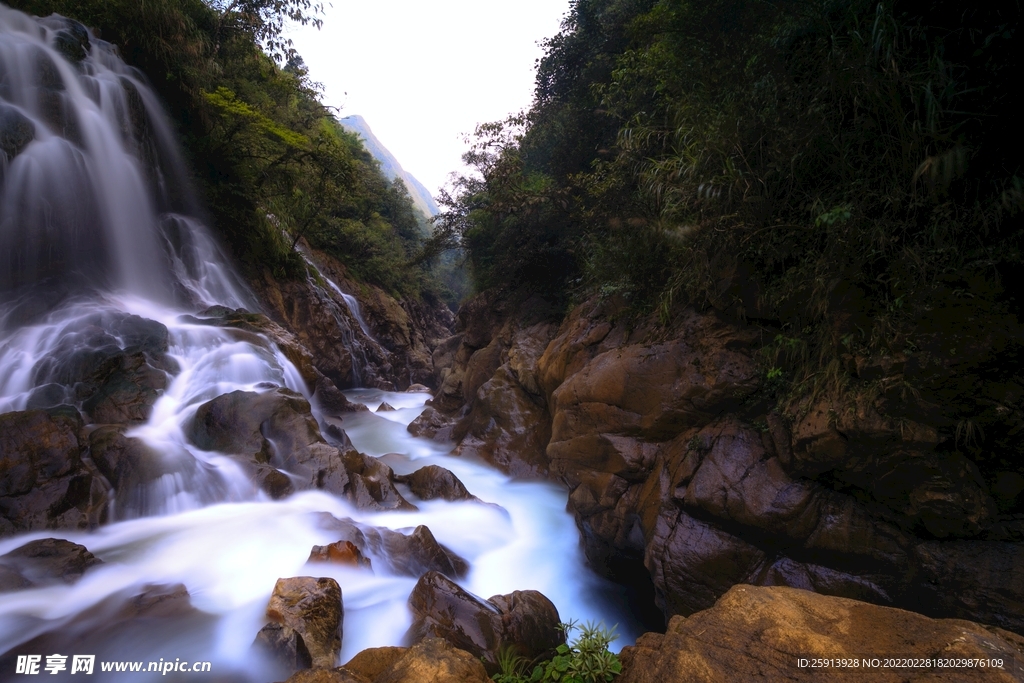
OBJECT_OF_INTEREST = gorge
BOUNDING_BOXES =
[2,0,1024,681]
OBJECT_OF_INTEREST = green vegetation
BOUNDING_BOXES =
[10,0,443,301]
[428,0,1023,402]
[492,621,621,683]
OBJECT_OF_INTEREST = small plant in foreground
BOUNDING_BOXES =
[493,621,622,683]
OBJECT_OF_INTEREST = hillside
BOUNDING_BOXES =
[339,114,440,220]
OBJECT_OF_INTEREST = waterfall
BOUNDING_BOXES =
[0,6,637,680]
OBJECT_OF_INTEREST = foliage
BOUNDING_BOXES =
[492,621,621,683]
[8,0,442,299]
[428,0,1023,399]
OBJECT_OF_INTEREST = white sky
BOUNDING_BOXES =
[287,0,570,199]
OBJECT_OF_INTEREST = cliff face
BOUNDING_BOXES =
[250,242,453,393]
[417,293,1024,634]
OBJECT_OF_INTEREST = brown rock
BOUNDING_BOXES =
[375,637,489,683]
[187,388,349,496]
[406,571,563,669]
[0,407,107,534]
[394,465,474,502]
[257,577,343,670]
[454,365,551,477]
[308,541,371,569]
[376,402,396,412]
[342,646,406,681]
[282,668,367,683]
[314,514,468,578]
[618,584,1024,682]
[0,538,103,590]
[340,451,417,511]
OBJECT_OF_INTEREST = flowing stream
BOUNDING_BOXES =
[0,6,636,681]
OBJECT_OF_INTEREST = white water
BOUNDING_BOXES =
[0,5,636,680]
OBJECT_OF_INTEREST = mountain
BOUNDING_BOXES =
[339,115,439,219]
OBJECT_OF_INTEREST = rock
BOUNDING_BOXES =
[255,577,343,671]
[0,407,107,534]
[374,638,489,683]
[406,571,563,669]
[282,668,366,683]
[342,646,406,681]
[187,388,349,497]
[0,103,35,159]
[453,365,551,477]
[40,15,91,63]
[394,465,474,502]
[308,541,371,570]
[314,374,366,414]
[88,426,178,513]
[618,584,1024,682]
[376,402,396,412]
[256,622,312,672]
[340,451,417,511]
[314,514,468,579]
[0,538,103,591]
[406,384,431,393]
[406,404,458,441]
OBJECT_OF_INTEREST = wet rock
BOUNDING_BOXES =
[88,426,177,511]
[190,306,322,390]
[406,384,431,393]
[314,374,366,414]
[0,407,107,534]
[340,451,416,511]
[406,571,563,669]
[618,584,1024,683]
[31,312,173,425]
[187,388,349,496]
[257,622,312,672]
[314,514,467,578]
[40,15,91,63]
[0,103,35,159]
[911,540,1024,633]
[374,638,489,683]
[308,540,371,570]
[454,365,551,477]
[255,577,343,671]
[0,538,102,591]
[394,465,474,502]
[376,402,396,412]
[406,404,458,441]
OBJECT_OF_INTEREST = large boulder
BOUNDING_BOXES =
[313,514,467,578]
[187,388,349,497]
[406,571,563,669]
[373,638,489,683]
[0,102,35,159]
[0,538,102,591]
[340,451,417,512]
[618,584,1024,682]
[394,465,475,502]
[453,365,551,477]
[28,312,173,425]
[254,577,343,671]
[0,406,107,535]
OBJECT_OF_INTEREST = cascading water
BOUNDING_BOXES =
[0,5,638,681]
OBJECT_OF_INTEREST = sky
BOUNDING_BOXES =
[287,0,571,199]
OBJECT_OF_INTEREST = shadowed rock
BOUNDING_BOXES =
[394,465,475,502]
[254,577,342,672]
[314,514,467,579]
[406,571,563,670]
[0,538,102,591]
[0,407,107,534]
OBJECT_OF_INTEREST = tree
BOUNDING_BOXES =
[210,0,326,61]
